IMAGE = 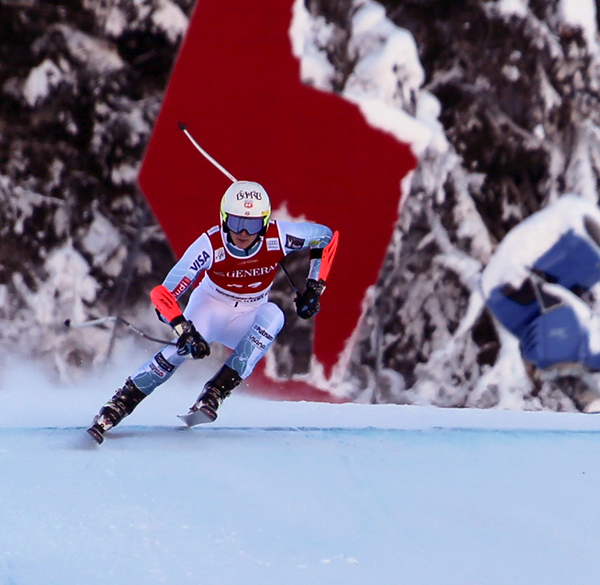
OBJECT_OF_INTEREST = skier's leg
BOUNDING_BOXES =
[129,343,187,395]
[87,344,187,443]
[226,302,285,378]
[89,288,233,440]
[189,302,285,421]
[87,378,147,443]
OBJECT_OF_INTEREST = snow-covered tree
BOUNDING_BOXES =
[3,0,600,411]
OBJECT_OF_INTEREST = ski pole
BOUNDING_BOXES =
[279,263,299,294]
[64,316,176,345]
[178,122,238,183]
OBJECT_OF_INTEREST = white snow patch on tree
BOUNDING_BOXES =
[557,0,598,50]
[79,210,126,277]
[104,5,128,38]
[32,243,99,326]
[111,163,140,186]
[289,0,337,90]
[55,24,124,74]
[290,0,447,156]
[23,59,65,107]
[152,0,189,43]
[347,2,424,108]
[495,0,529,18]
[344,1,446,155]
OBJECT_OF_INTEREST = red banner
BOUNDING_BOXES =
[139,0,415,399]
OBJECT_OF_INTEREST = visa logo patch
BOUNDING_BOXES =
[190,250,210,271]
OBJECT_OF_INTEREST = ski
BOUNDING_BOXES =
[177,406,217,427]
[84,407,217,442]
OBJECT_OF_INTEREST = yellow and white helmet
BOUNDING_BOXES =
[220,180,271,235]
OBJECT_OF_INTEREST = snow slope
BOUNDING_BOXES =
[1,355,599,585]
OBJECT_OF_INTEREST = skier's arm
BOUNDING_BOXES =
[277,220,337,319]
[150,284,211,359]
[149,232,214,359]
[161,232,214,300]
[277,220,333,281]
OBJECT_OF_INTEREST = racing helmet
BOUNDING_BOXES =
[220,180,271,236]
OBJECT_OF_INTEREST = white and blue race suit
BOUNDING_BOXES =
[130,220,333,395]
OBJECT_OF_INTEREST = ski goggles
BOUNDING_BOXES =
[227,215,264,235]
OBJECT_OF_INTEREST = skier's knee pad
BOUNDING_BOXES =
[226,303,285,379]
[255,302,285,337]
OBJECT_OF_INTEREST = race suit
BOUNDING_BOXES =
[130,220,333,394]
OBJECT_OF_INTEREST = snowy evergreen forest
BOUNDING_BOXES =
[3,0,600,412]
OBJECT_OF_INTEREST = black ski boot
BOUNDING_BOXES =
[191,365,242,422]
[87,378,147,444]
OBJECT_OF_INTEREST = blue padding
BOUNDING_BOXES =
[533,230,600,292]
[486,287,540,338]
[584,351,600,371]
[519,305,587,369]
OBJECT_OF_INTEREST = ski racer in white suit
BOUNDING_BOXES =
[88,181,334,443]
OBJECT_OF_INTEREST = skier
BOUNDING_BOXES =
[87,180,336,443]
[482,194,600,373]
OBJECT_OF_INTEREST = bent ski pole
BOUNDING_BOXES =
[178,122,237,183]
[279,263,299,294]
[64,316,176,345]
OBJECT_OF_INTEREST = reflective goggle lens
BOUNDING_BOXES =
[227,215,264,235]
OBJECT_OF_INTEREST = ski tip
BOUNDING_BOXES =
[177,407,217,427]
[176,414,194,428]
[178,121,186,131]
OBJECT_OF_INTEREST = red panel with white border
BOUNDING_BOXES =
[138,0,416,400]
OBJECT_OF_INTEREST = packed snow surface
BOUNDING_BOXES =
[1,356,599,585]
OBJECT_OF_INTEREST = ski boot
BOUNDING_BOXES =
[87,378,147,444]
[180,365,241,426]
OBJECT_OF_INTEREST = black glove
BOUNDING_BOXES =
[171,316,211,359]
[294,279,326,320]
